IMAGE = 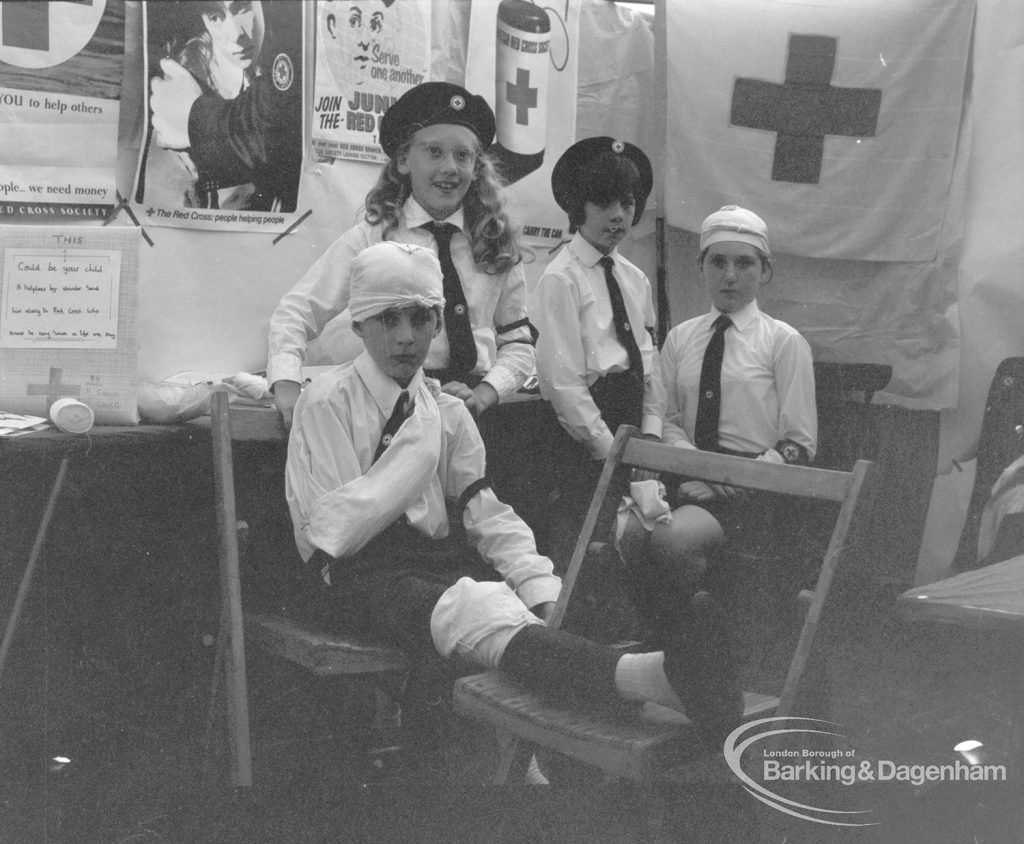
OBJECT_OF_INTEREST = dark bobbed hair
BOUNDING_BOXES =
[565,151,643,233]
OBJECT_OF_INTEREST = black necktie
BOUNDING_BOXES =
[373,391,411,464]
[598,256,643,382]
[422,222,477,378]
[694,315,733,451]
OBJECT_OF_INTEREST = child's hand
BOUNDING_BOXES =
[470,382,498,415]
[441,380,475,404]
[272,380,301,429]
[441,380,497,416]
[677,480,718,502]
[676,480,743,502]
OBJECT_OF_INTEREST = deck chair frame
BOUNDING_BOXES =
[454,424,877,783]
[208,385,408,787]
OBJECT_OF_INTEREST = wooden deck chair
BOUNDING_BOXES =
[208,384,408,787]
[453,425,877,784]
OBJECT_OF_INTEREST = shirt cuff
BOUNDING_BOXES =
[515,573,563,611]
[267,356,303,390]
[590,429,616,461]
[481,369,520,402]
[641,415,663,439]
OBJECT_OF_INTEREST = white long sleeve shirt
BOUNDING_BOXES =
[533,233,663,460]
[285,353,561,611]
[267,198,535,401]
[659,301,817,459]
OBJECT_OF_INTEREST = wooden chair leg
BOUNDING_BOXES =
[370,684,403,732]
[204,587,253,787]
[203,604,228,769]
[493,730,519,784]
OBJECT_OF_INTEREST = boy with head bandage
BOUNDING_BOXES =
[285,241,743,755]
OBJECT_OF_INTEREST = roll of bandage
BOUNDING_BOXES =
[50,398,94,434]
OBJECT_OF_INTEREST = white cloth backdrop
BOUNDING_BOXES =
[662,0,973,410]
[665,0,973,264]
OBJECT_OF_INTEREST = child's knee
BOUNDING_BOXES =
[429,577,540,664]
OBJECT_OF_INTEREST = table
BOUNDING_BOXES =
[897,560,1024,777]
[1,421,212,685]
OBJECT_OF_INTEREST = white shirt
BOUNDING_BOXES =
[660,301,817,459]
[533,233,663,460]
[285,353,561,611]
[267,197,535,401]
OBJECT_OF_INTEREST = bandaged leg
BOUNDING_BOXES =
[614,651,685,713]
[500,593,742,742]
[618,592,742,742]
[431,578,742,741]
[429,577,542,668]
[497,624,623,708]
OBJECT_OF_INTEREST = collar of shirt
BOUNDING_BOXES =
[403,196,467,235]
[707,299,761,333]
[354,352,425,419]
[569,231,618,271]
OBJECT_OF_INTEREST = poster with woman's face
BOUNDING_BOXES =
[131,1,305,232]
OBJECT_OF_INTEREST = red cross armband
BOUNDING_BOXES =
[775,439,810,466]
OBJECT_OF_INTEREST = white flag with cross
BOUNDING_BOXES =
[665,0,974,262]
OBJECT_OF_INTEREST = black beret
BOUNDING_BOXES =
[551,137,654,225]
[379,82,495,158]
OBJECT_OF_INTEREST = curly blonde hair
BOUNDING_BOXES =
[363,140,522,275]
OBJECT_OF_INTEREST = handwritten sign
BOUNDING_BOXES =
[0,225,139,425]
[2,246,120,349]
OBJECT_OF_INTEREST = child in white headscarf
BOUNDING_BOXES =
[285,241,744,749]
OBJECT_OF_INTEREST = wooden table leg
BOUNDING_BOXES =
[0,457,69,685]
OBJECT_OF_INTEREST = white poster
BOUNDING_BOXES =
[0,0,124,223]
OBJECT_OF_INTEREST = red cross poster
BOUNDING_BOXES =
[311,0,432,164]
[131,1,305,232]
[0,225,139,425]
[465,0,581,253]
[0,0,125,224]
[665,0,974,262]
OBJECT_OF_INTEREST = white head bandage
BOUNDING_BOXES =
[699,205,770,255]
[349,241,445,323]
